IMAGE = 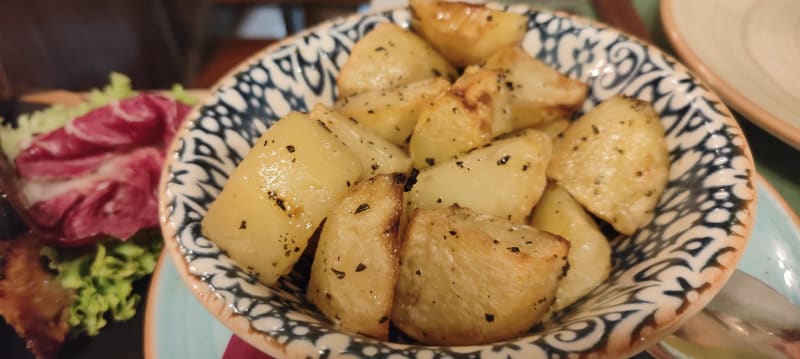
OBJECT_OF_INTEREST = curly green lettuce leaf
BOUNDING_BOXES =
[0,72,137,159]
[168,83,199,106]
[41,230,163,336]
[84,72,137,107]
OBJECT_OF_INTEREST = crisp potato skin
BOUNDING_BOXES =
[407,129,551,223]
[409,67,512,168]
[337,22,457,98]
[309,104,412,180]
[202,112,362,285]
[392,206,569,345]
[530,183,611,310]
[547,95,669,235]
[484,47,588,130]
[335,78,450,147]
[307,174,404,340]
[410,0,527,67]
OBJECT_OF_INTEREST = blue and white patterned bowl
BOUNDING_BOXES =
[159,3,756,358]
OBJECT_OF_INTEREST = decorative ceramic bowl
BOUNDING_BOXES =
[159,3,756,358]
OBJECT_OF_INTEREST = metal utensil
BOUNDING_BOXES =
[647,270,800,359]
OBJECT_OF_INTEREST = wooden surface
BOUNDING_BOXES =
[592,0,652,41]
[193,39,278,88]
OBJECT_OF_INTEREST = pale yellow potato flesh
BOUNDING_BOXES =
[309,104,412,181]
[408,67,512,169]
[392,206,569,345]
[409,0,527,67]
[307,174,404,340]
[532,118,571,140]
[530,183,611,310]
[484,47,588,130]
[547,95,669,235]
[407,129,551,223]
[334,77,450,147]
[202,112,362,285]
[337,22,457,98]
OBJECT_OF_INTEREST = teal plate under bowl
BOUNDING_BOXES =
[144,176,799,359]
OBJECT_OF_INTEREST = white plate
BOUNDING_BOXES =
[144,175,800,358]
[661,0,800,149]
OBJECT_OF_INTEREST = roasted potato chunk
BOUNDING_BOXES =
[410,0,527,67]
[202,112,362,285]
[307,174,404,340]
[309,104,412,180]
[547,95,669,235]
[393,206,569,345]
[530,183,611,310]
[334,78,450,147]
[484,47,588,130]
[407,130,551,223]
[337,22,457,98]
[409,67,512,168]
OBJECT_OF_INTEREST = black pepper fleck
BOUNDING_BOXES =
[404,168,420,192]
[354,203,370,214]
[331,268,346,279]
[496,155,510,165]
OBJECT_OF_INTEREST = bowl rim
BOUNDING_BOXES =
[158,3,758,358]
[660,0,800,150]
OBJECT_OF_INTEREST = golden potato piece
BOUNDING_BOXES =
[334,77,450,147]
[410,0,527,67]
[409,67,512,168]
[309,104,412,181]
[337,22,457,97]
[307,174,404,340]
[484,47,588,130]
[393,206,569,345]
[407,130,551,223]
[530,183,611,310]
[202,112,362,285]
[547,95,669,235]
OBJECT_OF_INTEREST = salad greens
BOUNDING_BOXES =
[0,72,195,159]
[0,73,195,337]
[41,231,162,336]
